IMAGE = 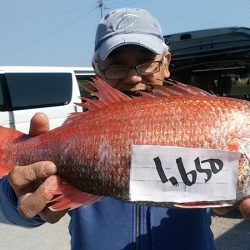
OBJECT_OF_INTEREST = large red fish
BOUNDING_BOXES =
[0,78,249,210]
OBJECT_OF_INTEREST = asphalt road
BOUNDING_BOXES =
[0,209,250,250]
[0,210,71,250]
[211,210,250,250]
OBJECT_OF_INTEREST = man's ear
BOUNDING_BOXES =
[164,53,171,65]
[93,67,101,78]
[163,53,171,78]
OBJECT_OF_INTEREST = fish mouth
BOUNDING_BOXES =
[175,201,235,208]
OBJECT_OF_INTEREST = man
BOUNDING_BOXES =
[1,7,250,250]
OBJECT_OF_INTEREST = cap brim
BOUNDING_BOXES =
[98,34,165,60]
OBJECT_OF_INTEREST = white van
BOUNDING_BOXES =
[0,66,95,133]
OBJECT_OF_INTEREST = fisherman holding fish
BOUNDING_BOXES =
[1,7,250,250]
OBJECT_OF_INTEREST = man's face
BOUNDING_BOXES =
[97,45,171,93]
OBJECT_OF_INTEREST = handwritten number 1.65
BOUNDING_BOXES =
[153,156,224,186]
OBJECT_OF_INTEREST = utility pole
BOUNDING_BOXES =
[97,0,104,18]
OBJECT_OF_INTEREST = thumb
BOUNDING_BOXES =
[29,113,50,136]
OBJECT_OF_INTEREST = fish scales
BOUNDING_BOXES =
[0,78,249,209]
[3,94,249,204]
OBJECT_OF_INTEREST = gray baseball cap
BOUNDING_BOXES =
[94,8,167,60]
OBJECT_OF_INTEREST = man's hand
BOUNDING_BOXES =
[8,113,67,223]
[213,198,250,220]
[239,198,250,219]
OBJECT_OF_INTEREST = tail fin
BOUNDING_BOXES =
[0,126,24,177]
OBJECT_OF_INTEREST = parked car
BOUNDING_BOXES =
[164,27,250,100]
[0,66,95,133]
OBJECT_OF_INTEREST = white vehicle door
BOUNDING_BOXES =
[4,72,82,134]
[0,73,14,129]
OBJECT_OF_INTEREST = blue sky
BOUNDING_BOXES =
[1,0,249,67]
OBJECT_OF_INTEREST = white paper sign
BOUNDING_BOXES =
[129,145,241,203]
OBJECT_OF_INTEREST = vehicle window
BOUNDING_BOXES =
[0,76,5,109]
[171,68,250,100]
[229,73,250,100]
[76,75,97,98]
[166,27,250,100]
[5,73,72,110]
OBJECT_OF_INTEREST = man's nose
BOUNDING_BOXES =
[125,68,142,84]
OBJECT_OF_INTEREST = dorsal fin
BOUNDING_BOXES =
[63,77,211,126]
[63,77,132,126]
[77,77,131,109]
[148,79,212,97]
[78,77,210,107]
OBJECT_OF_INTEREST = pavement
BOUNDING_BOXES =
[0,211,71,250]
[0,209,250,250]
[211,210,250,250]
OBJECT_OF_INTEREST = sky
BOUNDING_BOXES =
[1,0,249,67]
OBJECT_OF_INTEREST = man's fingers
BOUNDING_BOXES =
[239,198,250,219]
[17,175,60,219]
[212,206,234,216]
[39,208,68,224]
[9,161,57,190]
[213,199,250,220]
[12,112,64,223]
[29,112,50,136]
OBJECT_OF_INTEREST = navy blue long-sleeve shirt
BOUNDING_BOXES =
[0,176,215,250]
